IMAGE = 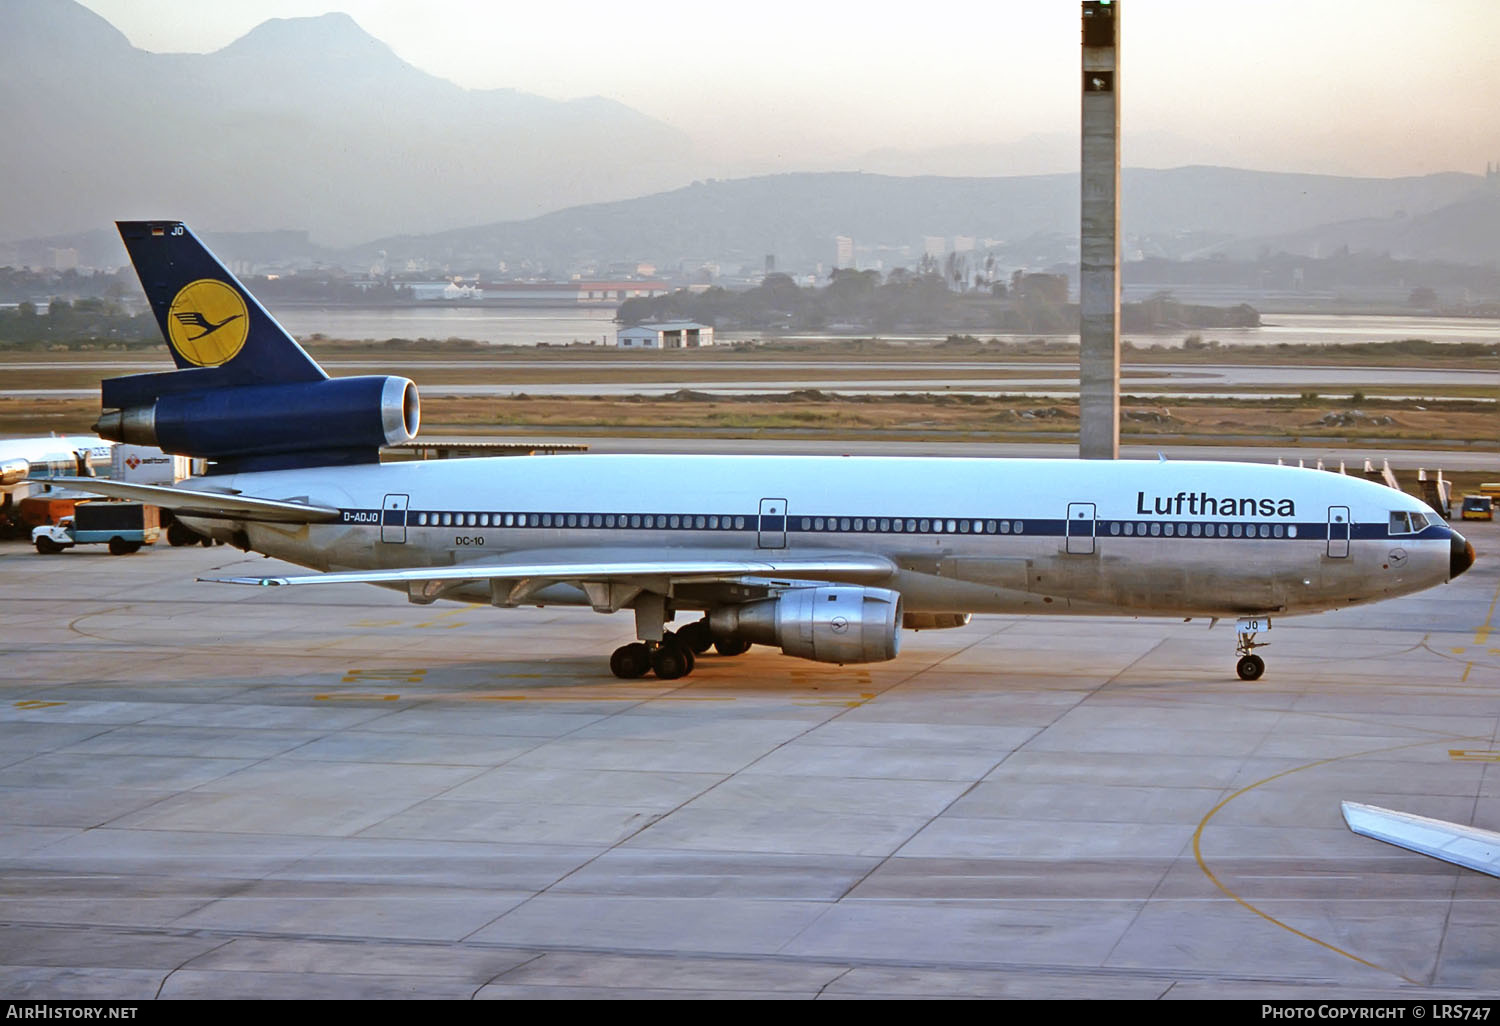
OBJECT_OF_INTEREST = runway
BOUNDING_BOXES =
[1,517,1498,999]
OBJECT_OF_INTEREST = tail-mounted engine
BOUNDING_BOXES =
[94,375,419,472]
[710,585,902,664]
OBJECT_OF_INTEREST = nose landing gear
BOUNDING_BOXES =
[1235,616,1270,681]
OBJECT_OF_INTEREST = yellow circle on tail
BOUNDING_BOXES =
[166,279,249,366]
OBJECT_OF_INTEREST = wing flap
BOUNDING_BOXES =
[48,477,341,524]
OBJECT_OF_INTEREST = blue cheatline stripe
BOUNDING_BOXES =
[332,507,1448,542]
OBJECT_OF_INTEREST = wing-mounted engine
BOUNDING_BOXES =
[95,374,419,472]
[710,585,902,664]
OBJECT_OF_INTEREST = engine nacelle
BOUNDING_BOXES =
[95,375,419,465]
[0,458,29,487]
[710,585,902,664]
[902,612,972,631]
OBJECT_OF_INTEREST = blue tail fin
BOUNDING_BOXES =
[97,222,419,473]
[117,220,325,386]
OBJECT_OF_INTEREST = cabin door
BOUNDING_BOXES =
[1066,502,1097,555]
[381,493,409,544]
[1327,505,1350,558]
[758,498,787,549]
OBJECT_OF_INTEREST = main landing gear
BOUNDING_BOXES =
[609,618,749,680]
[1234,617,1270,681]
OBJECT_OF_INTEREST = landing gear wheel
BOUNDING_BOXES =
[713,637,751,657]
[1236,654,1265,681]
[609,643,652,679]
[678,620,713,655]
[651,643,693,680]
[167,521,193,547]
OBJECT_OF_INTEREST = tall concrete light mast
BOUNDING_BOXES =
[1079,0,1120,459]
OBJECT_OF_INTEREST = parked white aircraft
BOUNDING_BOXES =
[0,434,110,490]
[61,222,1475,681]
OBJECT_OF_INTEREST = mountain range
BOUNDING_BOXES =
[0,0,695,246]
[2,0,1496,274]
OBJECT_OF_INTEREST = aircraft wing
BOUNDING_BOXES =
[1341,801,1500,878]
[48,476,341,524]
[203,552,897,589]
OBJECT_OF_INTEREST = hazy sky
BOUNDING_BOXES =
[78,0,1500,178]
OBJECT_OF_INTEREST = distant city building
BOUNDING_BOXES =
[922,236,947,259]
[953,236,976,254]
[50,248,78,271]
[834,236,854,269]
[616,322,715,349]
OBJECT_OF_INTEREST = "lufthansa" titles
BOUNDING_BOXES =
[1137,491,1296,517]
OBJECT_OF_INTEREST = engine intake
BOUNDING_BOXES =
[710,585,902,664]
[95,375,419,469]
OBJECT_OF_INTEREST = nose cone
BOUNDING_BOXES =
[1451,531,1476,580]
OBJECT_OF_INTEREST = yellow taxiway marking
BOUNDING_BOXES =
[14,700,65,709]
[1449,749,1500,762]
[341,668,428,684]
[1193,737,1460,986]
[1477,578,1500,646]
[316,693,400,702]
[415,609,468,630]
[1462,662,1473,682]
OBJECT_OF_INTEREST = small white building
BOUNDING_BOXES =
[616,322,716,349]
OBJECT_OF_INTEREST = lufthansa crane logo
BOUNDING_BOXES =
[166,279,248,366]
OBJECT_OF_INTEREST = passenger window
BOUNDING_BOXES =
[985,520,996,533]
[1108,522,1120,536]
[840,518,851,531]
[1013,521,1024,534]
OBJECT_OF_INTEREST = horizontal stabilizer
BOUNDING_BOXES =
[202,553,897,588]
[48,477,341,524]
[1341,801,1500,878]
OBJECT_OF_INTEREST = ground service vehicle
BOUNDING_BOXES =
[1461,495,1494,521]
[32,501,160,554]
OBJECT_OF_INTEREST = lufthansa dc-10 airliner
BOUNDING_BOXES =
[59,222,1475,682]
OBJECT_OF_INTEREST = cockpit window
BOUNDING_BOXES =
[1389,511,1420,534]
